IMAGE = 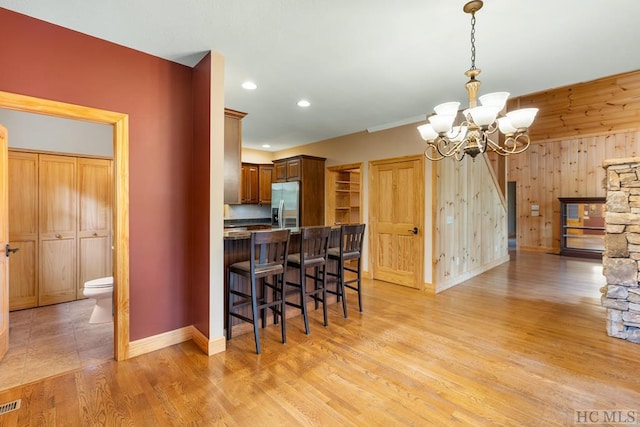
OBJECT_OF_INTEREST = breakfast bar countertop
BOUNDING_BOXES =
[223,226,303,240]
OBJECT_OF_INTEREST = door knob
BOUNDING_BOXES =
[5,244,19,257]
[409,227,418,235]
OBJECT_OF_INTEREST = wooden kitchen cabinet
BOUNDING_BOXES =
[258,164,273,205]
[224,109,247,205]
[241,163,259,204]
[272,155,326,226]
[273,157,302,182]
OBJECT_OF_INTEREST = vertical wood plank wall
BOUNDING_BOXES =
[433,156,509,292]
[507,69,640,252]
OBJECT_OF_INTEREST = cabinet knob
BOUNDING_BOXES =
[93,232,98,237]
[55,234,62,239]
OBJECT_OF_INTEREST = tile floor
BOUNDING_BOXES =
[0,298,113,391]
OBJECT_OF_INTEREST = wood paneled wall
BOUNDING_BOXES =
[508,71,640,141]
[507,69,640,252]
[433,156,509,292]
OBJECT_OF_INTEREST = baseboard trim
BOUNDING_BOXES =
[191,326,226,355]
[127,325,227,359]
[127,326,193,359]
[435,255,510,293]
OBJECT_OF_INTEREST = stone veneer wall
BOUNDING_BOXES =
[602,157,640,343]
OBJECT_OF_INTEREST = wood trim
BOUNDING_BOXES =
[224,108,247,120]
[8,147,113,161]
[127,326,192,359]
[435,254,510,293]
[482,154,507,210]
[0,90,130,361]
[191,326,226,356]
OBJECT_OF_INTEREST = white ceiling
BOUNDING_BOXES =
[1,0,639,151]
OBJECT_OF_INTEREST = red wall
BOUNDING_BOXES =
[0,8,199,340]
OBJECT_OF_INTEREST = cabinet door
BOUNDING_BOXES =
[8,152,38,310]
[224,114,242,204]
[286,158,301,181]
[258,165,273,204]
[39,155,77,306]
[273,161,287,182]
[241,163,259,204]
[77,158,113,296]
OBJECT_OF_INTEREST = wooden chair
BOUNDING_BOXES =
[227,229,290,354]
[326,224,366,318]
[285,226,331,334]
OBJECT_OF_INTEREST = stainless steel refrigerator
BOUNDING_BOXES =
[271,182,300,228]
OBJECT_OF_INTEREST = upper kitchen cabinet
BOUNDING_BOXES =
[258,164,273,205]
[223,109,247,205]
[240,163,259,204]
[273,156,303,182]
[273,155,326,226]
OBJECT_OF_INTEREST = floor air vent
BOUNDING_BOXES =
[0,399,21,415]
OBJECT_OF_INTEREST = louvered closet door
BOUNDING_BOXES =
[38,155,77,306]
[77,158,112,296]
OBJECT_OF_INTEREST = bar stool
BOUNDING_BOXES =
[326,223,366,318]
[285,226,331,334]
[227,229,290,354]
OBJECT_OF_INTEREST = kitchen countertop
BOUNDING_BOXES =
[223,226,302,240]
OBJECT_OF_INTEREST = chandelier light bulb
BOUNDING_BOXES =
[429,114,456,134]
[434,102,461,116]
[506,108,539,129]
[479,92,510,110]
[417,124,439,141]
[468,106,500,128]
[497,117,517,135]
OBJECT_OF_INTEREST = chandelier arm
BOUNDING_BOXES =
[424,143,446,161]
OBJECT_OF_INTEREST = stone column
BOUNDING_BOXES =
[602,157,640,343]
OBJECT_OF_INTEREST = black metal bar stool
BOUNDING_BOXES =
[285,226,331,334]
[227,229,290,354]
[326,223,366,318]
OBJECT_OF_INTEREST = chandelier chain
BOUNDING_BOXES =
[470,12,476,70]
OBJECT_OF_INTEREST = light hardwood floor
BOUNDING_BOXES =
[0,251,638,426]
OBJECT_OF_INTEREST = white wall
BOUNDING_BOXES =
[0,108,113,156]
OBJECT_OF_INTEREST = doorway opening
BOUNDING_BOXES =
[507,181,516,249]
[0,91,130,362]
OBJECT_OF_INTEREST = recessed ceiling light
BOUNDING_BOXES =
[297,100,311,108]
[241,81,257,90]
[261,144,271,148]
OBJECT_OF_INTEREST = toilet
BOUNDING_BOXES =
[83,276,114,324]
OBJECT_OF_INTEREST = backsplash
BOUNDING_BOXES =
[224,204,271,220]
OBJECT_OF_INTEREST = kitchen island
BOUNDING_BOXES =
[224,226,341,334]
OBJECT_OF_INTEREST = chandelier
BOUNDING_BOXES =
[417,0,538,161]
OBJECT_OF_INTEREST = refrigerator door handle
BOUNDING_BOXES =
[278,199,285,228]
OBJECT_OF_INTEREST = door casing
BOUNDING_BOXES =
[0,91,130,361]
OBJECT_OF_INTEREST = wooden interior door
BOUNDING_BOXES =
[0,125,9,361]
[370,156,424,289]
[77,158,113,295]
[8,151,39,310]
[39,154,77,306]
